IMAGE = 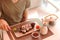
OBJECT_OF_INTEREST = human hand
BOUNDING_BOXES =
[0,19,11,31]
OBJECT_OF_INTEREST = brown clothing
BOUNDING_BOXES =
[0,0,30,25]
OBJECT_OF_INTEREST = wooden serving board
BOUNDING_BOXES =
[7,28,53,40]
[7,21,53,40]
[10,21,35,38]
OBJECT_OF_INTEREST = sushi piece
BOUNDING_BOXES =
[25,24,30,31]
[21,29,27,33]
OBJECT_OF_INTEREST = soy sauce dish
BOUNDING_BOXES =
[31,31,40,38]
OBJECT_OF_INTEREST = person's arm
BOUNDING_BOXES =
[0,11,11,31]
[0,2,11,31]
[21,9,28,22]
[21,0,30,22]
[0,19,11,31]
[0,13,11,31]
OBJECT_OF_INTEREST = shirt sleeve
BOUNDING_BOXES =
[25,0,30,8]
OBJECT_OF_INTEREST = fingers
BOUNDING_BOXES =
[0,23,8,31]
[0,19,11,31]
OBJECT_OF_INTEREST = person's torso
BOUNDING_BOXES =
[1,0,26,25]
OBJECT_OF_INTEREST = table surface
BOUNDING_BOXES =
[3,7,60,40]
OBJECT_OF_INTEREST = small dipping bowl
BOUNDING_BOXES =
[31,31,40,38]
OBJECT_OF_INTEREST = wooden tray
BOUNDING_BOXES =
[7,29,53,40]
[7,21,53,40]
[9,21,35,38]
